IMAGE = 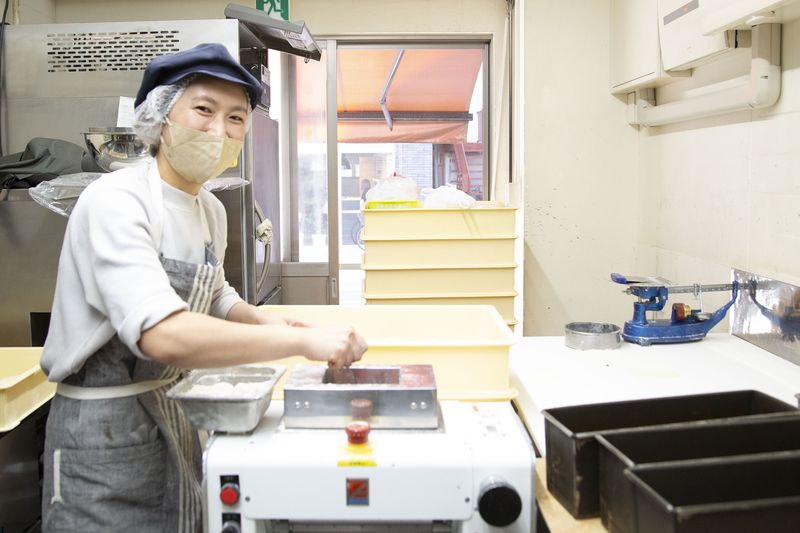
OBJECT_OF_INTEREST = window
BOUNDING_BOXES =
[288,41,489,303]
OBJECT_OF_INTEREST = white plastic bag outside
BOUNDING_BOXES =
[365,174,419,202]
[421,185,476,208]
[28,172,103,217]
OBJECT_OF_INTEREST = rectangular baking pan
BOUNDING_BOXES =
[542,390,797,518]
[627,452,800,533]
[167,365,284,433]
[598,413,800,533]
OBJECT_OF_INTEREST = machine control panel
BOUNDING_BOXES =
[220,475,240,506]
[220,513,241,533]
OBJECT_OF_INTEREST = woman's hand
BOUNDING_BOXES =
[302,326,368,369]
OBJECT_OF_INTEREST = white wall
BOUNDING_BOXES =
[16,0,55,23]
[521,0,642,335]
[53,0,250,21]
[638,17,800,312]
[521,2,800,336]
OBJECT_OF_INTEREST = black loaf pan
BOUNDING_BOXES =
[597,413,800,533]
[542,390,797,518]
[626,452,800,533]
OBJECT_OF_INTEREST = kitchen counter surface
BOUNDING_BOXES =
[510,334,800,456]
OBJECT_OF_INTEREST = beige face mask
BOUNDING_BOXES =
[160,119,243,185]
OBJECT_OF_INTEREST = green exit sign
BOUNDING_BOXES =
[256,0,289,20]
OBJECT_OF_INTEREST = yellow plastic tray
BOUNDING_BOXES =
[363,204,516,240]
[0,347,55,432]
[365,293,517,322]
[257,304,515,401]
[362,237,516,269]
[363,266,516,297]
[364,200,420,209]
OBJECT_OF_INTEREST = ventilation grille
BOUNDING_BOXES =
[46,30,181,73]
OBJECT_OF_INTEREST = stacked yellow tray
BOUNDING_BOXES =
[258,304,515,401]
[0,347,55,432]
[361,203,518,326]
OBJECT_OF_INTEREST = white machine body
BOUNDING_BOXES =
[204,401,534,532]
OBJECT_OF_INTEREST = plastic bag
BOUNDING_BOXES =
[203,177,248,192]
[365,174,419,202]
[421,185,476,208]
[28,172,103,217]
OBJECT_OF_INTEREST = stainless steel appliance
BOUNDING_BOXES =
[0,10,318,345]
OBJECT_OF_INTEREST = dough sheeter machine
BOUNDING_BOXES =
[201,364,534,533]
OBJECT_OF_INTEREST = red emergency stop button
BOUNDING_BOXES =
[220,482,240,506]
[345,420,371,444]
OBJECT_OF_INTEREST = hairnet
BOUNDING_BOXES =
[132,80,190,147]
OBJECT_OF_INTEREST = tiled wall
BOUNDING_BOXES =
[639,18,800,317]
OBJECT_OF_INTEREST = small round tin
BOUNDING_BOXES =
[564,322,621,350]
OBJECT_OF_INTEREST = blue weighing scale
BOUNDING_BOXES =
[611,273,739,346]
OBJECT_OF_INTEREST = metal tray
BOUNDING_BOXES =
[166,365,284,433]
[542,390,798,518]
[283,364,438,429]
[597,413,800,533]
[627,452,800,533]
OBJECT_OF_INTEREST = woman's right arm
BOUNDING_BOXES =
[138,310,367,370]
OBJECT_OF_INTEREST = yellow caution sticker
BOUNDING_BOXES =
[337,444,376,467]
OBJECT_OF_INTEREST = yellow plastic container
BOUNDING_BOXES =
[362,237,516,268]
[364,200,420,209]
[363,204,515,240]
[365,293,517,323]
[363,266,516,297]
[0,347,55,432]
[257,304,515,401]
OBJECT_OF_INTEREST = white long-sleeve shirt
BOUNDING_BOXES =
[41,161,243,382]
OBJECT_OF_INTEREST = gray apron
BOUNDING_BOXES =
[42,167,223,532]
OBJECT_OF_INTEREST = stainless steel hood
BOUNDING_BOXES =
[224,4,322,61]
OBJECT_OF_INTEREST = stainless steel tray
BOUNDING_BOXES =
[283,364,438,429]
[166,365,284,433]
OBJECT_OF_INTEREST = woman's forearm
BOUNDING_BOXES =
[139,310,307,368]
[139,309,368,370]
[225,301,261,325]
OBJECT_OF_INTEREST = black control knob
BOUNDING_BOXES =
[221,521,242,533]
[478,478,522,527]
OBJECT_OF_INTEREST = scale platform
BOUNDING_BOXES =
[282,364,439,429]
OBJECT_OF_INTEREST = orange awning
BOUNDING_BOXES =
[294,47,483,144]
[336,48,482,143]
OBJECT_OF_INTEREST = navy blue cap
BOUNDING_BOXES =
[134,43,261,109]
